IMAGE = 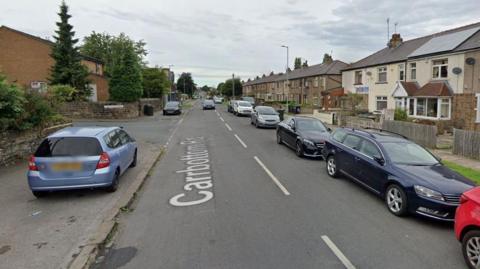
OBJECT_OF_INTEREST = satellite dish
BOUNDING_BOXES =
[466,57,476,65]
[452,67,462,75]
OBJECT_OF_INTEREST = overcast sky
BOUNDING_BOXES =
[2,0,480,86]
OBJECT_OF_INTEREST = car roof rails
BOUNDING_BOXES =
[363,127,408,139]
[341,126,376,139]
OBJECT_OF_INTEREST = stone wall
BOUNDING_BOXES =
[452,93,480,131]
[58,98,163,119]
[0,123,72,166]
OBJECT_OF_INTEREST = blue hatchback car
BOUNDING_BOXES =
[323,127,475,221]
[27,127,137,197]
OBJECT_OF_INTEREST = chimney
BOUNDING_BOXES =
[388,33,403,48]
[270,71,274,76]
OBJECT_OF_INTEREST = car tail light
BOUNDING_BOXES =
[96,152,110,169]
[460,194,469,204]
[28,155,38,171]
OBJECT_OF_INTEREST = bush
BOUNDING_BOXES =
[394,108,408,121]
[0,75,26,131]
[48,84,78,103]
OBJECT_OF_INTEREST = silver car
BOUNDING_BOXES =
[250,106,280,128]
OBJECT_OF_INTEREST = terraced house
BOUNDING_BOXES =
[243,60,347,108]
[0,26,109,101]
[342,22,480,131]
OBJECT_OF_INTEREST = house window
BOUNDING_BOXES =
[376,96,388,110]
[410,63,416,80]
[398,64,405,81]
[440,98,450,119]
[416,98,426,116]
[432,59,448,79]
[355,71,362,84]
[395,97,407,109]
[313,77,319,87]
[378,67,387,83]
[408,98,415,115]
[427,98,438,117]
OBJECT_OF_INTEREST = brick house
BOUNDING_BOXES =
[342,22,480,131]
[243,60,347,108]
[0,26,108,101]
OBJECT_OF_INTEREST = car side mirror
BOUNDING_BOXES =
[373,156,385,166]
[327,127,332,132]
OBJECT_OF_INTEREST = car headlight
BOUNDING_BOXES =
[258,116,265,122]
[303,139,315,147]
[414,185,445,201]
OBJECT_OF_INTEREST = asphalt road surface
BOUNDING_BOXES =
[94,102,465,269]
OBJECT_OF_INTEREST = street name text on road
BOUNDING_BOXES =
[169,137,214,207]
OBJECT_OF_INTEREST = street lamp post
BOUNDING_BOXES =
[281,45,289,111]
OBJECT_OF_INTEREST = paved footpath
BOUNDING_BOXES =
[0,111,180,269]
[95,104,465,269]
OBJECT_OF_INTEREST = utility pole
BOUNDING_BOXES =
[281,45,289,110]
[232,73,235,98]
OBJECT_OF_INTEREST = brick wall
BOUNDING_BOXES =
[58,98,163,119]
[452,93,480,131]
[0,123,72,166]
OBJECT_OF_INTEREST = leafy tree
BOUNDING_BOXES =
[201,85,210,92]
[0,75,25,130]
[222,78,242,97]
[294,57,302,69]
[302,60,309,68]
[177,73,195,97]
[109,46,143,102]
[216,82,225,94]
[49,1,90,100]
[323,53,333,64]
[142,67,170,98]
[81,32,147,77]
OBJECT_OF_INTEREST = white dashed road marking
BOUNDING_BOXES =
[253,156,290,196]
[225,123,232,131]
[220,117,224,122]
[321,235,356,269]
[234,134,248,148]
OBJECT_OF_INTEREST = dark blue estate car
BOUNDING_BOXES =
[323,127,475,221]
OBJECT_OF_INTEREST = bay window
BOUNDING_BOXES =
[416,98,426,116]
[432,59,448,79]
[408,97,451,119]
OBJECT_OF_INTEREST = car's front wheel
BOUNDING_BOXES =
[385,184,408,216]
[130,150,137,168]
[326,155,339,178]
[296,141,304,157]
[462,230,480,269]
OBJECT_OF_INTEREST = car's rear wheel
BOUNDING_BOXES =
[326,155,339,178]
[462,230,480,269]
[296,141,304,157]
[385,184,408,216]
[106,169,120,193]
[276,131,282,144]
[130,150,137,168]
[32,191,48,198]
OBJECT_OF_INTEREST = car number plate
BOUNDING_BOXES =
[52,163,82,171]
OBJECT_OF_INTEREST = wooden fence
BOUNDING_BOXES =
[453,128,480,160]
[382,120,437,148]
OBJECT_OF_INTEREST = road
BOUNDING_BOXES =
[95,102,465,269]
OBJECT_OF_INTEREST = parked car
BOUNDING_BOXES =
[202,99,215,110]
[455,187,480,269]
[234,101,253,116]
[276,117,330,158]
[27,127,137,197]
[241,96,255,107]
[227,100,237,113]
[213,96,223,104]
[251,106,280,128]
[323,127,475,221]
[163,101,182,115]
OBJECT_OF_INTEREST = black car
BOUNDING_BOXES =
[163,101,181,115]
[323,128,475,221]
[276,117,330,158]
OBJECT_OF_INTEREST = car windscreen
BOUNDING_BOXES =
[296,119,327,132]
[165,103,178,108]
[382,142,439,165]
[204,100,214,104]
[35,137,103,157]
[256,107,277,115]
[238,101,251,107]
[242,97,254,102]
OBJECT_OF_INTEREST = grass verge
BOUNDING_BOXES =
[443,160,480,185]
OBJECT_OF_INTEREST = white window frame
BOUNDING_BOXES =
[432,59,448,79]
[376,96,388,110]
[410,62,417,80]
[377,67,387,83]
[355,70,362,84]
[313,77,319,87]
[398,64,405,81]
[408,97,451,120]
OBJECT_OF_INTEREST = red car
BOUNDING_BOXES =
[455,187,480,269]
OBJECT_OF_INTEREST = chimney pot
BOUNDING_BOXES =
[388,33,403,48]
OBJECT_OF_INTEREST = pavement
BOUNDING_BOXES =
[434,149,480,170]
[0,110,182,269]
[93,103,466,269]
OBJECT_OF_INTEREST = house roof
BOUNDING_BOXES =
[0,25,104,64]
[401,81,420,96]
[243,60,347,86]
[343,22,480,71]
[414,81,452,97]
